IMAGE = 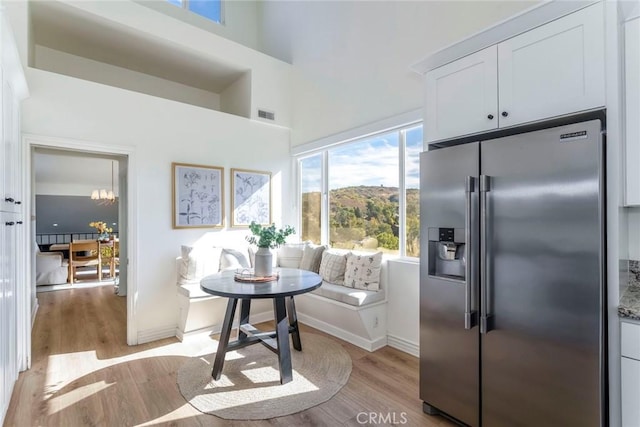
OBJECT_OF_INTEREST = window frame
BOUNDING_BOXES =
[166,0,224,25]
[295,117,423,259]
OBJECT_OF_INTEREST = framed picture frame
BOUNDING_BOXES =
[172,162,224,229]
[231,168,272,227]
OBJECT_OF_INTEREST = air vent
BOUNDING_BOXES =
[258,109,275,121]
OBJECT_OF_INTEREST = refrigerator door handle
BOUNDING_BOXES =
[480,174,492,334]
[464,176,477,330]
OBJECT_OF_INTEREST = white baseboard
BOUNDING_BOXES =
[176,311,274,342]
[137,325,177,344]
[297,312,387,352]
[387,334,419,358]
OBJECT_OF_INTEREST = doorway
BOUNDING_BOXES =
[22,134,138,370]
[33,148,124,289]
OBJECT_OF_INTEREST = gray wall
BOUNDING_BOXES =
[36,195,118,234]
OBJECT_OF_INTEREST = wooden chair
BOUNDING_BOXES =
[100,239,119,279]
[68,240,101,283]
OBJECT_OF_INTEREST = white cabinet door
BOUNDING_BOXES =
[622,356,640,427]
[2,79,15,213]
[0,212,17,422]
[625,17,640,206]
[497,2,605,128]
[425,46,498,142]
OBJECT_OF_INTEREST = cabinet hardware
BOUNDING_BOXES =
[5,221,15,226]
[16,221,23,225]
[501,111,509,117]
[487,114,494,120]
[4,197,14,203]
[14,201,21,205]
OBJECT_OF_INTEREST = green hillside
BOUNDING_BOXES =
[301,185,420,256]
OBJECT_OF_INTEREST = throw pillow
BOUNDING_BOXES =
[180,245,222,281]
[277,243,306,268]
[299,244,327,273]
[219,248,251,271]
[344,252,383,291]
[318,250,349,285]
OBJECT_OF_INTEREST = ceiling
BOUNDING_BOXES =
[34,149,119,189]
[30,1,247,93]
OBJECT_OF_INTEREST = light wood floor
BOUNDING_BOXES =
[4,286,456,426]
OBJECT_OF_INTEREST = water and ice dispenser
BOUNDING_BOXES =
[427,227,466,280]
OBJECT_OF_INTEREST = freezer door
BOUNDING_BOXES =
[420,142,480,427]
[480,120,604,427]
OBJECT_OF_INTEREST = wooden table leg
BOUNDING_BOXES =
[274,297,292,384]
[287,296,302,351]
[211,298,238,380]
[238,299,251,340]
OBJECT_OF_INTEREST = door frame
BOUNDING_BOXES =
[21,133,138,363]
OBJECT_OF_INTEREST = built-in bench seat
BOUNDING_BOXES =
[310,281,385,306]
[175,243,388,351]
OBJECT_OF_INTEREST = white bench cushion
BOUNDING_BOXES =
[311,281,386,307]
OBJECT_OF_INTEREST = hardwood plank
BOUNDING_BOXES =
[4,286,456,426]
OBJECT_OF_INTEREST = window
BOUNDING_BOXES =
[166,0,222,24]
[300,154,322,244]
[404,126,422,257]
[298,123,423,257]
[329,132,400,254]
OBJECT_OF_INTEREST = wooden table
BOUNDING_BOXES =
[49,240,118,282]
[200,268,322,384]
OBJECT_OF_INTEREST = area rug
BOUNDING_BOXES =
[177,333,352,420]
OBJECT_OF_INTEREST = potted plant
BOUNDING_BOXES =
[89,221,113,242]
[246,221,295,277]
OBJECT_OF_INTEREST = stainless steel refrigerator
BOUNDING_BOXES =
[419,118,606,427]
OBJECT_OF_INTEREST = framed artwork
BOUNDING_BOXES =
[172,162,224,229]
[231,168,271,227]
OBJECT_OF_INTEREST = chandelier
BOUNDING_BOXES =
[91,161,116,205]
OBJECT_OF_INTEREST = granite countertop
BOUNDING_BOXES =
[619,261,640,320]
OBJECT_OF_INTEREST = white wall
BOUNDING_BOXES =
[259,0,538,146]
[28,0,292,128]
[386,259,420,356]
[22,67,293,339]
[34,45,221,111]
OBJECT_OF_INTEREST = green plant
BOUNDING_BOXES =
[246,221,295,248]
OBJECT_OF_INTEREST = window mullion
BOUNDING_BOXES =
[321,151,329,246]
[399,129,407,257]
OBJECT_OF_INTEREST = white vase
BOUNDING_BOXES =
[254,247,273,277]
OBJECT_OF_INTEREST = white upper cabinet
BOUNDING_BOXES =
[424,2,605,143]
[425,46,498,143]
[625,17,640,206]
[497,2,605,128]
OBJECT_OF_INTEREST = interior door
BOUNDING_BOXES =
[480,119,604,427]
[420,142,480,427]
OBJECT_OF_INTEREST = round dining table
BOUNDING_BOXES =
[200,268,322,384]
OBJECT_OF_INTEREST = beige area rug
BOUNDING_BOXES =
[177,333,352,420]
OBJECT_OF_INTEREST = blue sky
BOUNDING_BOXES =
[301,126,422,192]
